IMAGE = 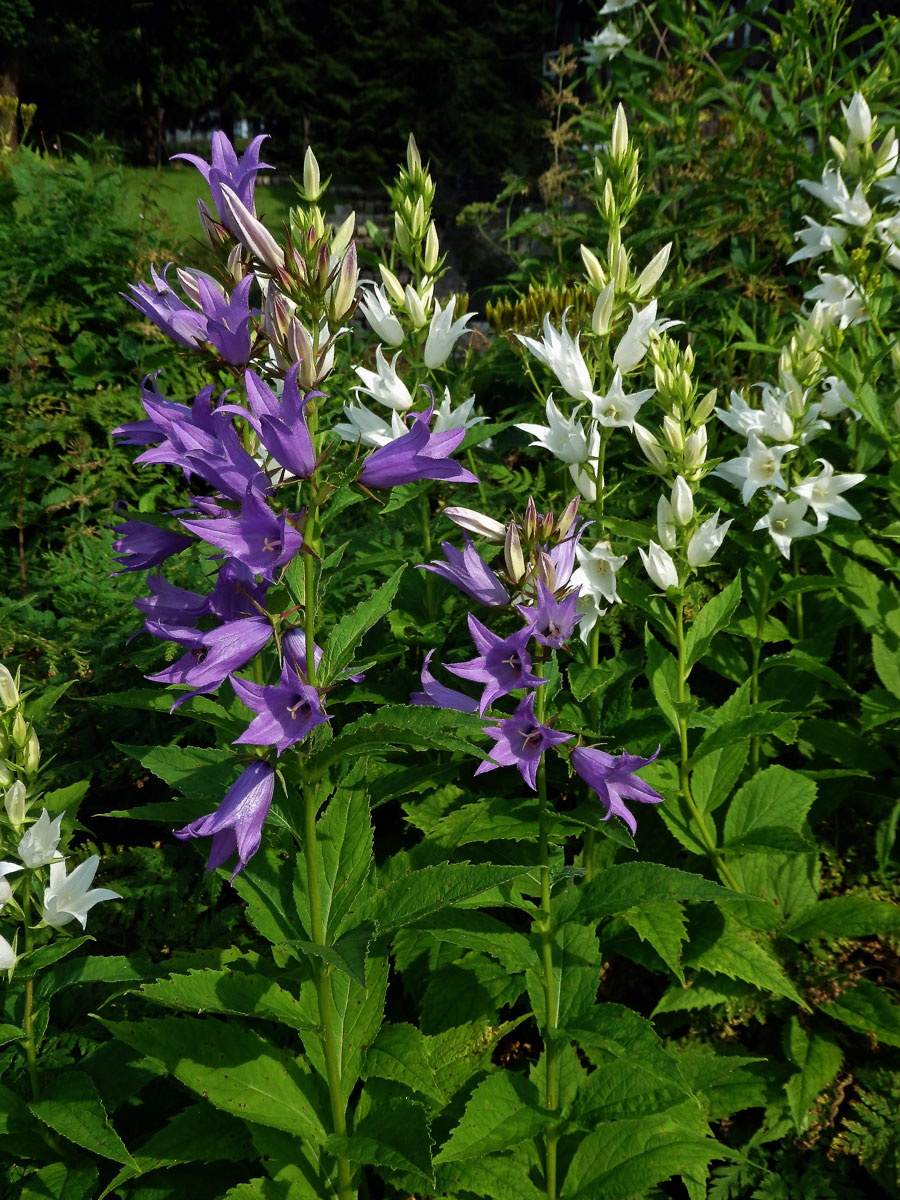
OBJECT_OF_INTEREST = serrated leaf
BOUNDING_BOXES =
[102,1016,328,1141]
[364,862,532,933]
[569,860,750,924]
[436,1156,546,1200]
[231,847,295,945]
[723,765,816,842]
[365,1022,444,1103]
[780,894,900,942]
[623,899,687,983]
[684,576,741,673]
[21,1161,98,1200]
[140,966,315,1031]
[425,1016,528,1101]
[434,1071,552,1163]
[410,909,539,972]
[784,1016,843,1133]
[328,1096,434,1187]
[114,743,237,800]
[817,978,900,1047]
[29,1071,136,1166]
[562,1004,693,1095]
[723,826,816,855]
[292,922,372,986]
[692,709,798,762]
[41,778,90,816]
[319,565,404,684]
[684,910,805,1007]
[527,921,603,1030]
[652,973,757,1015]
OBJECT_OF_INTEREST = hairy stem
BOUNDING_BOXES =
[675,597,740,890]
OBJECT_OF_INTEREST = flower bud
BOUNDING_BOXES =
[219,185,286,273]
[670,476,694,525]
[21,729,39,777]
[11,712,27,750]
[554,496,580,540]
[601,178,616,223]
[0,760,12,787]
[540,511,556,542]
[287,316,315,372]
[693,388,717,425]
[580,244,607,290]
[265,284,293,342]
[303,146,323,201]
[4,780,25,826]
[613,243,629,292]
[842,92,873,144]
[828,135,847,164]
[393,212,412,257]
[683,424,708,470]
[225,244,244,286]
[443,506,507,542]
[635,243,671,299]
[633,423,667,470]
[407,133,422,176]
[423,222,440,272]
[331,211,356,260]
[591,282,615,336]
[379,264,406,306]
[504,522,526,584]
[404,284,427,329]
[197,197,230,248]
[0,667,18,710]
[523,497,539,542]
[639,541,679,592]
[411,196,426,239]
[611,104,629,164]
[536,551,557,591]
[657,496,677,549]
[876,128,897,172]
[329,244,358,322]
[662,414,684,452]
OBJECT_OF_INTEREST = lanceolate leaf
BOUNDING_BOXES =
[436,1156,547,1200]
[434,1072,553,1163]
[364,863,533,933]
[817,978,900,1047]
[102,1016,329,1141]
[784,1016,843,1133]
[684,911,806,1007]
[319,565,404,684]
[622,899,688,983]
[723,765,816,842]
[684,576,741,673]
[780,895,900,942]
[29,1071,136,1167]
[567,861,749,925]
[21,1162,98,1200]
[561,1004,693,1096]
[327,1096,434,1188]
[112,743,238,799]
[140,966,316,1031]
[365,1022,445,1104]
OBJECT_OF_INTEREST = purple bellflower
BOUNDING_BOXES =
[125,263,208,349]
[517,578,581,649]
[420,534,509,606]
[231,662,329,753]
[358,406,478,489]
[227,366,317,479]
[570,745,664,835]
[148,616,274,706]
[111,520,194,574]
[476,693,573,790]
[411,650,480,714]
[198,275,257,366]
[172,133,272,228]
[281,629,365,684]
[446,615,545,714]
[180,492,304,581]
[134,573,211,629]
[174,759,275,879]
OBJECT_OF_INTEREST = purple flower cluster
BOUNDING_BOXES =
[115,132,479,877]
[412,500,663,835]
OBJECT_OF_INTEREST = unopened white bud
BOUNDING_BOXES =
[379,265,406,306]
[407,133,422,175]
[536,551,557,591]
[842,92,873,144]
[404,284,427,328]
[0,760,12,788]
[639,541,679,592]
[662,414,684,452]
[657,496,677,549]
[828,135,847,164]
[580,244,607,290]
[331,211,356,260]
[693,388,717,425]
[11,713,27,750]
[22,729,39,777]
[0,667,18,710]
[591,282,615,336]
[683,424,708,469]
[611,104,629,164]
[4,780,25,826]
[504,523,526,584]
[670,476,694,525]
[634,423,667,470]
[602,178,616,222]
[635,243,671,299]
[613,243,629,292]
[393,212,412,256]
[423,222,440,272]
[443,506,507,542]
[303,146,323,200]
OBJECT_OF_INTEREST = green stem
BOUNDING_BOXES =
[419,493,436,623]
[749,565,770,775]
[21,874,40,1101]
[675,597,740,891]
[302,779,353,1200]
[534,671,558,1198]
[791,544,804,643]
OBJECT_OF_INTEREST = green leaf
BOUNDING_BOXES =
[364,862,532,933]
[653,973,757,1015]
[103,1016,328,1141]
[784,1017,843,1133]
[232,847,295,945]
[569,861,749,924]
[566,1053,687,1126]
[527,921,603,1031]
[817,978,900,1047]
[27,679,76,722]
[560,1116,732,1199]
[568,645,642,704]
[114,743,237,800]
[140,966,316,1031]
[692,709,799,762]
[434,1071,552,1163]
[29,1071,136,1166]
[723,765,816,842]
[645,629,680,734]
[780,895,900,942]
[562,1004,692,1095]
[436,1156,546,1200]
[294,787,373,945]
[622,899,687,984]
[684,910,806,1007]
[873,632,900,699]
[424,1017,528,1102]
[292,923,372,987]
[365,1022,444,1104]
[409,909,539,973]
[319,565,404,684]
[21,1161,98,1200]
[41,778,90,816]
[722,826,816,855]
[327,1096,434,1189]
[684,576,741,673]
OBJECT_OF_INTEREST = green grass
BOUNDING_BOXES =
[121,165,299,254]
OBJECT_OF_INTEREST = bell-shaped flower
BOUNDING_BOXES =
[410,650,480,714]
[570,539,626,607]
[420,535,509,606]
[175,761,276,879]
[687,511,732,567]
[714,433,797,505]
[516,578,581,649]
[173,132,272,225]
[358,406,477,489]
[446,616,545,714]
[800,166,851,214]
[232,366,316,479]
[134,574,210,629]
[477,693,573,790]
[820,376,857,419]
[431,391,486,436]
[232,663,329,754]
[124,264,208,350]
[517,314,598,403]
[842,92,873,143]
[423,297,475,369]
[517,396,593,465]
[792,459,865,528]
[42,856,120,928]
[358,284,405,346]
[198,275,256,366]
[582,23,631,65]
[0,934,15,971]
[639,541,679,591]
[570,745,663,835]
[787,216,849,264]
[443,506,507,542]
[111,521,194,575]
[752,493,818,558]
[334,399,406,448]
[180,493,304,581]
[0,861,22,908]
[804,271,866,328]
[591,370,655,430]
[613,300,681,373]
[353,346,415,412]
[147,616,274,707]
